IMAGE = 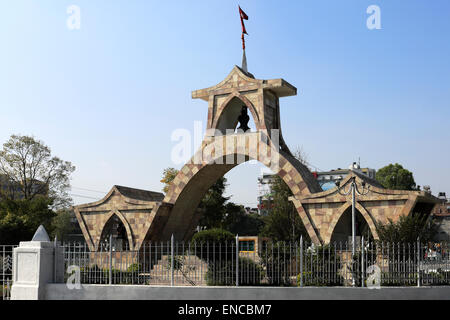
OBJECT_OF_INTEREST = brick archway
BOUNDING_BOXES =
[148,66,323,242]
[213,93,260,132]
[75,66,439,250]
[98,209,134,251]
[325,201,379,244]
[154,132,321,241]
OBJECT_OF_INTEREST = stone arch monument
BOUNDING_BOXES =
[148,66,323,242]
[74,66,439,250]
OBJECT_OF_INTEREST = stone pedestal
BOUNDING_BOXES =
[11,241,64,300]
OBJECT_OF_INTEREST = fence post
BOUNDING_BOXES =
[171,234,174,287]
[299,236,303,287]
[235,234,239,287]
[109,234,112,285]
[2,245,5,300]
[417,237,420,288]
[3,245,5,299]
[53,236,57,283]
[361,236,364,288]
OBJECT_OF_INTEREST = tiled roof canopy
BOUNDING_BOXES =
[114,185,164,202]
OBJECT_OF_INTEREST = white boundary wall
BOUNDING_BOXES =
[44,284,450,300]
[10,240,450,300]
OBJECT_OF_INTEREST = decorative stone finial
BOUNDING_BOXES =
[31,225,50,242]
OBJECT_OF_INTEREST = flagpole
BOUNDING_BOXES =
[241,34,247,72]
[239,6,249,73]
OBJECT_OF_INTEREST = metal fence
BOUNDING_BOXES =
[63,238,450,287]
[1,245,17,300]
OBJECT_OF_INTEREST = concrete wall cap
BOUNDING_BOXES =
[18,241,54,248]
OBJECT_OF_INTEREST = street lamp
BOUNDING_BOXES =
[335,175,370,285]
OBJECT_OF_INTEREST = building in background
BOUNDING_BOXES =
[244,207,259,215]
[257,162,376,215]
[257,173,276,216]
[432,192,450,241]
[64,210,86,243]
[0,174,48,200]
[315,162,376,191]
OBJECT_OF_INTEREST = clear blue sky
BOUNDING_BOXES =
[1,1,449,206]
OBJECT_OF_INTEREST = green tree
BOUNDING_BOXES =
[190,228,261,286]
[160,167,179,193]
[197,177,229,229]
[51,209,79,242]
[0,197,55,244]
[376,163,416,190]
[376,214,436,243]
[223,203,264,235]
[0,134,75,209]
[260,176,310,242]
[191,228,235,244]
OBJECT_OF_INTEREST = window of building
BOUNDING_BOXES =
[239,240,255,252]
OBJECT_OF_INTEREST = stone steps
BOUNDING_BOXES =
[147,254,209,286]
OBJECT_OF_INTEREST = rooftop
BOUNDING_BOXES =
[114,185,164,202]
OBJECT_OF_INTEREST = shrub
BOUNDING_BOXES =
[108,267,141,284]
[237,257,262,286]
[258,241,300,286]
[205,257,262,286]
[191,228,235,262]
[166,255,184,271]
[191,228,235,243]
[420,270,450,286]
[376,214,436,244]
[77,264,141,284]
[127,263,141,273]
[297,272,334,287]
[380,272,416,287]
[296,245,344,286]
[79,264,105,284]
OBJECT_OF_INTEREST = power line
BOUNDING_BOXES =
[71,186,107,194]
[70,193,101,200]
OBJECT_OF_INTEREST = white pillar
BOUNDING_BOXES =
[11,226,64,300]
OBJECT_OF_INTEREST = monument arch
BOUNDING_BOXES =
[329,202,376,243]
[146,66,322,242]
[214,94,259,134]
[73,185,164,251]
[98,211,132,251]
[74,66,439,250]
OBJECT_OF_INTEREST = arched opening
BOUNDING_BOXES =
[330,207,373,243]
[157,145,314,242]
[216,96,257,134]
[160,161,237,240]
[99,214,130,251]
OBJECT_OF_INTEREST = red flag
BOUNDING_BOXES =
[239,6,248,35]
